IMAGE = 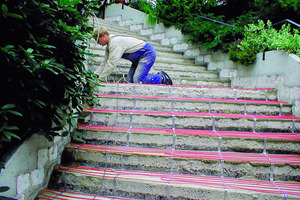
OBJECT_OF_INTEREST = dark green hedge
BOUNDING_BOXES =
[0,0,100,158]
[153,0,299,55]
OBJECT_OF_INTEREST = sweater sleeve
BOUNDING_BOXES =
[95,44,125,81]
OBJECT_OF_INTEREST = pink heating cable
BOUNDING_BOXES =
[57,165,300,197]
[84,108,300,120]
[68,143,300,165]
[97,94,288,104]
[78,124,300,141]
[38,189,134,200]
[103,82,275,90]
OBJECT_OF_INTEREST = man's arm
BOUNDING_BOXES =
[95,44,125,81]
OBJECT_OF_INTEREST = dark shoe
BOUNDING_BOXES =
[159,71,173,85]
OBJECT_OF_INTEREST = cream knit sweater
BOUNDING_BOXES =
[95,35,146,80]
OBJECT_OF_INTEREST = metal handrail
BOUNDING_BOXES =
[256,19,300,32]
[196,15,300,33]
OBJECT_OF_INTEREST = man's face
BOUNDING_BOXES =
[95,34,109,46]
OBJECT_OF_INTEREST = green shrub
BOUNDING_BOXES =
[0,0,100,157]
[130,0,155,12]
[152,0,299,64]
[130,0,157,25]
[154,0,255,52]
[229,20,300,65]
[155,0,216,27]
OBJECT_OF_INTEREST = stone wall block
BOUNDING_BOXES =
[161,38,170,46]
[294,99,300,116]
[150,33,165,41]
[130,24,143,31]
[173,43,189,52]
[207,61,225,71]
[184,48,200,58]
[195,56,204,64]
[119,20,132,27]
[31,168,44,186]
[219,68,237,79]
[49,145,58,161]
[203,55,212,63]
[105,15,122,22]
[37,148,48,169]
[169,37,178,45]
[140,29,153,36]
[17,173,30,195]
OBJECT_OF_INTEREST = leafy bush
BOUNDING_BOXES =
[130,0,157,25]
[175,15,246,52]
[229,20,300,65]
[155,0,217,27]
[154,0,256,52]
[151,0,299,63]
[0,0,100,158]
[130,0,155,12]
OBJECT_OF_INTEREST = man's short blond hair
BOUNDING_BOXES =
[93,27,109,39]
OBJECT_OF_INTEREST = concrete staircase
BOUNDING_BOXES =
[37,17,300,200]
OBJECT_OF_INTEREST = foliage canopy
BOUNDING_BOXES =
[0,0,100,158]
[137,0,300,64]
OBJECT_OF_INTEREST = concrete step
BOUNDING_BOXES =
[87,49,204,72]
[91,18,166,42]
[88,54,194,77]
[89,47,194,65]
[89,18,146,38]
[88,56,221,84]
[64,143,300,181]
[109,66,219,80]
[77,124,300,154]
[97,71,230,87]
[89,21,172,53]
[89,17,130,31]
[90,68,226,87]
[88,50,209,76]
[82,108,300,133]
[125,62,207,73]
[89,39,175,54]
[97,83,278,101]
[37,189,135,200]
[95,94,292,116]
[89,17,185,52]
[50,165,300,200]
[89,46,186,60]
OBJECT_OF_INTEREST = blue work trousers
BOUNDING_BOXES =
[122,43,162,84]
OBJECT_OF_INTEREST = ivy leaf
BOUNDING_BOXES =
[59,0,81,6]
[0,45,14,53]
[6,110,22,117]
[1,104,15,110]
[0,186,9,193]
[1,4,8,13]
[3,131,21,140]
[70,117,77,127]
[5,13,23,19]
[3,126,19,131]
[72,131,85,143]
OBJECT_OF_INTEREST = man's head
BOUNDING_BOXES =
[93,27,109,46]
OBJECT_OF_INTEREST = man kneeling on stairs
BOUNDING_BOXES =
[93,27,173,85]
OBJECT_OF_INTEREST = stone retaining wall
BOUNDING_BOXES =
[0,133,70,200]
